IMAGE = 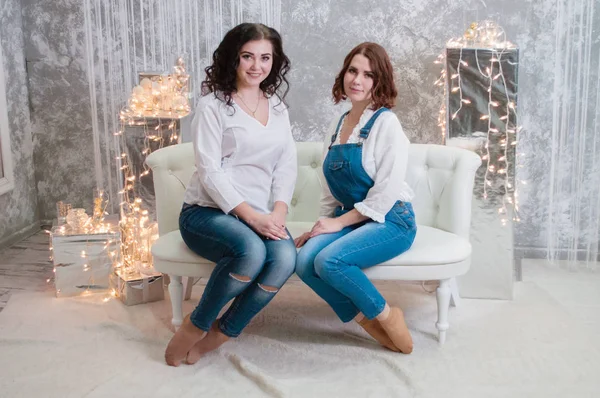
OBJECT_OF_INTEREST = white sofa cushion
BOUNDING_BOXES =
[152,222,471,270]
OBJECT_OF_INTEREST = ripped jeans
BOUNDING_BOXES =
[179,204,296,337]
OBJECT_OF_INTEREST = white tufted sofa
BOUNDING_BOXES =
[146,142,481,344]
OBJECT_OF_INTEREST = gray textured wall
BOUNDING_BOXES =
[21,0,98,223]
[3,0,584,254]
[0,0,39,246]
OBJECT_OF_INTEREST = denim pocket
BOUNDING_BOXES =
[388,202,416,230]
[328,160,347,171]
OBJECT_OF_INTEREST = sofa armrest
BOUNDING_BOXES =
[145,143,195,236]
[435,147,482,239]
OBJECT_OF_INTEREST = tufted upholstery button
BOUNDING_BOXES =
[311,162,318,168]
[291,198,298,206]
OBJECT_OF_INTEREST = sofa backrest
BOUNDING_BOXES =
[146,142,481,238]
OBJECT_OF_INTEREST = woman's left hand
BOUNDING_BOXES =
[310,217,344,237]
[270,208,287,231]
[294,232,311,248]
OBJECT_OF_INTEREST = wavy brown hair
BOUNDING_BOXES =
[332,42,397,109]
[202,23,291,108]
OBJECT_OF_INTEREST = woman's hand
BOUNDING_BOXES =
[248,214,289,240]
[270,205,287,231]
[295,216,345,247]
[294,232,311,248]
[233,202,288,240]
[310,217,344,238]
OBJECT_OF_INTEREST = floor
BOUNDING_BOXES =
[1,231,599,397]
[521,258,600,329]
[0,230,54,313]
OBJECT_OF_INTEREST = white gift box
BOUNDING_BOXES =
[51,225,120,297]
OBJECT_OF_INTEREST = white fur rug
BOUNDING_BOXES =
[0,280,598,398]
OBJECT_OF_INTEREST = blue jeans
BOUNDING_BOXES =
[296,202,417,322]
[179,204,296,337]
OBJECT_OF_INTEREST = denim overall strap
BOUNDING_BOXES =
[359,108,389,139]
[322,108,390,212]
[329,111,350,149]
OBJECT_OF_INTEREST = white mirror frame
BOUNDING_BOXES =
[0,34,15,196]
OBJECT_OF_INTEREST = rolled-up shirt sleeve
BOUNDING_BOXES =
[192,101,244,214]
[354,114,410,223]
[271,111,297,206]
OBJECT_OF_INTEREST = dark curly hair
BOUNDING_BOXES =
[332,42,397,110]
[202,23,291,107]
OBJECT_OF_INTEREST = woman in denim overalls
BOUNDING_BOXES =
[295,43,417,354]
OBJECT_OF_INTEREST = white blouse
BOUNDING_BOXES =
[319,108,414,223]
[183,93,297,215]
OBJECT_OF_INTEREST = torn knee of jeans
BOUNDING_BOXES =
[258,284,278,293]
[229,273,251,282]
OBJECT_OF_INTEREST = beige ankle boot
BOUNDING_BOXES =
[358,317,400,352]
[164,314,207,366]
[377,307,413,354]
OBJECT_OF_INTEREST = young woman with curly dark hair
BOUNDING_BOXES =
[165,23,297,367]
[294,42,416,354]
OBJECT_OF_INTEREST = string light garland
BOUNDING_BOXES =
[436,21,522,224]
[123,57,191,119]
[48,58,191,299]
[115,57,190,278]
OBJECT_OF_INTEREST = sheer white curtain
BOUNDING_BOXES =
[547,0,600,269]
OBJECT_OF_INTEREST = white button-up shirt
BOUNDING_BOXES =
[183,93,297,214]
[319,108,414,223]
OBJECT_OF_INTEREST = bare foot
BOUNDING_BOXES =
[358,318,400,352]
[378,307,413,354]
[164,315,207,367]
[186,320,230,365]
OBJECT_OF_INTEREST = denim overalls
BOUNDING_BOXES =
[324,108,415,227]
[295,108,417,321]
